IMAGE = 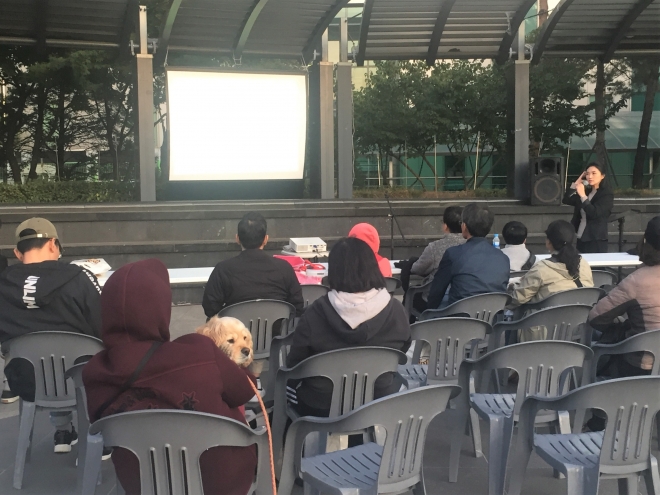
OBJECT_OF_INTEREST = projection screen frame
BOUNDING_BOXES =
[165,66,309,183]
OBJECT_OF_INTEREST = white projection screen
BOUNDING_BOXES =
[166,69,307,181]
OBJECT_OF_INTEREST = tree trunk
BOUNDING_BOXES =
[28,84,49,180]
[592,60,609,167]
[632,58,660,189]
[104,96,119,180]
[56,86,66,179]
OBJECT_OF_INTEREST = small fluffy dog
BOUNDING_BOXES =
[196,316,254,368]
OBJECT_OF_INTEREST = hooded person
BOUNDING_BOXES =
[286,237,411,417]
[348,223,393,277]
[83,259,257,495]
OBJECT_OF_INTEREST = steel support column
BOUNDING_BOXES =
[136,5,156,201]
[514,24,530,200]
[319,30,335,199]
[337,17,352,199]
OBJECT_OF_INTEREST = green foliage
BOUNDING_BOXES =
[0,181,138,204]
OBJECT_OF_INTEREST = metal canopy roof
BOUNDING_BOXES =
[356,0,660,64]
[0,0,658,64]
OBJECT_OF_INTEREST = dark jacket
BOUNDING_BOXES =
[0,261,102,344]
[427,237,510,309]
[84,259,257,495]
[202,249,304,318]
[286,295,411,411]
[563,186,614,242]
[0,254,7,274]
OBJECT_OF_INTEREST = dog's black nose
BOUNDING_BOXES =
[241,348,251,356]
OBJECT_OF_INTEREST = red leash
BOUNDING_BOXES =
[249,380,277,495]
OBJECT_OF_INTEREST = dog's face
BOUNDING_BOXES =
[196,316,254,367]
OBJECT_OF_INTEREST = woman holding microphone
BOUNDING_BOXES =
[563,162,614,253]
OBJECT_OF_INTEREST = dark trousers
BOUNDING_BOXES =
[577,239,608,254]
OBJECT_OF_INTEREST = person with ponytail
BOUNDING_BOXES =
[563,162,614,253]
[507,220,594,308]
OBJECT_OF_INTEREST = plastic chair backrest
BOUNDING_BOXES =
[460,341,593,417]
[275,346,407,417]
[385,277,401,294]
[410,317,491,384]
[403,281,431,317]
[592,270,618,288]
[519,287,605,312]
[64,362,88,423]
[421,292,511,324]
[491,304,591,350]
[300,284,329,308]
[219,299,295,359]
[88,410,270,495]
[286,385,460,493]
[521,376,660,473]
[590,329,660,383]
[7,331,103,408]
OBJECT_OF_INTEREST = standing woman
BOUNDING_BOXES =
[563,162,614,253]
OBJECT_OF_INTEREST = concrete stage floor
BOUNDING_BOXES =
[0,305,655,494]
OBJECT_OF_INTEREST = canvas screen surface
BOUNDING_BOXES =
[167,70,307,181]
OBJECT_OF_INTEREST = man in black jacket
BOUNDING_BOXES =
[0,219,8,273]
[202,212,304,318]
[0,218,102,453]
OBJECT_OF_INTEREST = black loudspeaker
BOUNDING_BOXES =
[530,157,564,206]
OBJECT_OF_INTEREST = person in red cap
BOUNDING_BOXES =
[348,223,392,277]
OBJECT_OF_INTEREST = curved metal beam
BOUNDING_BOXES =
[233,0,271,59]
[426,0,458,66]
[355,0,375,66]
[302,0,351,62]
[495,0,539,64]
[531,0,578,64]
[155,0,184,66]
[602,0,656,62]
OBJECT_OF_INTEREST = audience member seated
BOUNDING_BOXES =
[501,221,536,271]
[0,219,7,273]
[348,223,392,277]
[588,216,660,378]
[84,259,257,495]
[286,237,411,417]
[427,203,510,309]
[507,220,593,308]
[202,212,304,318]
[0,218,101,453]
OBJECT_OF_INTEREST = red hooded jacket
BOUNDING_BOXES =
[348,223,393,277]
[83,259,256,495]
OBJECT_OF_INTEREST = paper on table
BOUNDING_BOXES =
[70,258,111,276]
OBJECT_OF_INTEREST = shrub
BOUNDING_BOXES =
[0,180,139,204]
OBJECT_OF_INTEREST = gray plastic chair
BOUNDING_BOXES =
[508,376,660,495]
[591,270,617,289]
[403,281,431,320]
[581,329,660,449]
[385,276,402,294]
[491,304,592,351]
[82,410,270,495]
[277,384,461,495]
[271,346,407,473]
[449,341,593,495]
[218,299,295,358]
[398,317,491,460]
[512,287,605,320]
[300,284,330,308]
[421,292,511,325]
[5,331,103,489]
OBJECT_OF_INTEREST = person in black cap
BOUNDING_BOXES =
[0,218,102,454]
[588,215,660,376]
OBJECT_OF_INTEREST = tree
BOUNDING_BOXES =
[630,58,660,188]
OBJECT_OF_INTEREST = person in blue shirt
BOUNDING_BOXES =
[427,203,510,309]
